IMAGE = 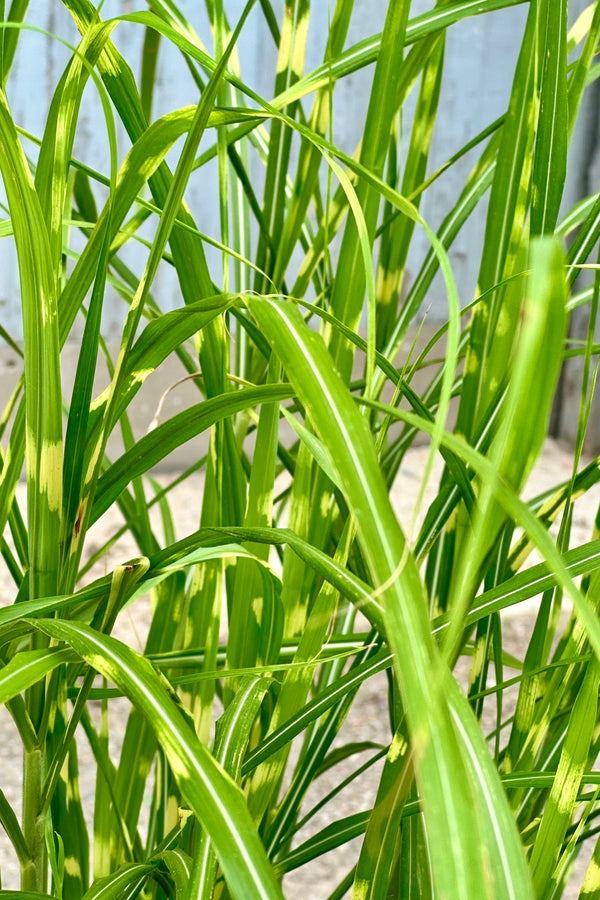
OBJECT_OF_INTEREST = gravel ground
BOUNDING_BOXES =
[1,438,598,896]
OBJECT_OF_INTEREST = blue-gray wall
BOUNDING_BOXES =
[1,2,590,331]
[0,1,596,444]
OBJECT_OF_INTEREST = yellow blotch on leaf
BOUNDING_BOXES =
[31,437,62,512]
[252,595,263,625]
[388,731,408,764]
[64,856,82,878]
[352,879,369,900]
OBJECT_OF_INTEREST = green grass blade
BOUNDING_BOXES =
[457,0,538,442]
[530,660,599,896]
[352,722,411,899]
[0,88,62,602]
[450,537,600,630]
[248,295,533,899]
[276,0,528,108]
[378,134,498,393]
[530,0,567,235]
[275,811,371,876]
[0,0,28,87]
[28,618,284,900]
[91,383,293,523]
[245,520,358,823]
[193,676,271,899]
[327,0,410,379]
[270,0,353,290]
[376,34,445,349]
[0,649,74,705]
[444,238,566,658]
[140,21,161,123]
[80,864,154,900]
[58,103,195,340]
[95,3,255,447]
[85,294,233,454]
[0,789,29,872]
[358,396,600,664]
[227,359,282,674]
[568,0,600,136]
[253,0,309,294]
[243,650,392,776]
[59,215,111,590]
[154,849,192,898]
[580,829,600,898]
[34,20,116,282]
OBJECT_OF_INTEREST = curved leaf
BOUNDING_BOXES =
[247,296,533,899]
[91,385,294,522]
[28,618,284,900]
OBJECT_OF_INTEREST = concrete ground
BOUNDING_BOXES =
[0,438,598,896]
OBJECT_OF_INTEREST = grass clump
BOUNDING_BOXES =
[0,1,600,898]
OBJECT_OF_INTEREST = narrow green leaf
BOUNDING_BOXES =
[327,0,410,380]
[91,384,293,522]
[80,864,154,900]
[457,0,538,442]
[530,660,599,896]
[29,618,284,900]
[352,722,411,899]
[193,676,271,899]
[0,648,74,705]
[153,849,192,898]
[0,0,29,87]
[249,296,533,899]
[275,0,528,108]
[0,87,62,600]
[140,23,161,123]
[531,0,567,235]
[444,238,566,658]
